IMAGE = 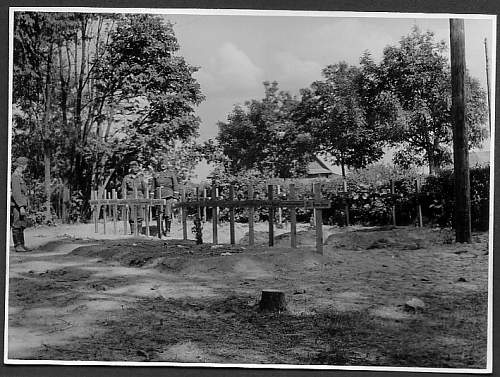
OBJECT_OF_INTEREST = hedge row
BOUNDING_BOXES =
[183,167,490,231]
[23,166,490,232]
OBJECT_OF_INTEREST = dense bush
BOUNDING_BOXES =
[471,166,490,231]
[14,176,85,226]
[23,177,55,226]
[321,164,420,226]
[420,166,490,231]
[184,164,490,231]
[19,163,490,231]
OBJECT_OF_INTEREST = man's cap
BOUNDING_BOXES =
[129,160,139,167]
[14,157,29,167]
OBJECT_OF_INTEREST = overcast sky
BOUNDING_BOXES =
[159,12,494,179]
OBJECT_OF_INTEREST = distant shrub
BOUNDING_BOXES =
[319,164,420,226]
[420,166,490,231]
[177,164,490,231]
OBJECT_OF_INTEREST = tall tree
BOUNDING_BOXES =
[297,62,386,177]
[13,12,204,219]
[154,139,205,183]
[376,26,488,174]
[93,14,204,186]
[13,12,76,220]
[216,81,315,178]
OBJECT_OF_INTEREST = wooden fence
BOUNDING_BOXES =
[89,182,331,254]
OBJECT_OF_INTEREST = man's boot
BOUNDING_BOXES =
[12,228,20,250]
[19,230,31,251]
[162,217,168,237]
[13,229,28,252]
[166,218,172,235]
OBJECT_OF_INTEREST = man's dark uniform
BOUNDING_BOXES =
[10,157,30,252]
[121,162,147,234]
[153,167,179,235]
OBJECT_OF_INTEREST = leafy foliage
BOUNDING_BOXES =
[193,163,489,230]
[95,14,204,164]
[216,81,317,178]
[296,62,389,176]
[420,167,490,230]
[374,26,488,173]
[151,139,205,183]
[13,12,204,220]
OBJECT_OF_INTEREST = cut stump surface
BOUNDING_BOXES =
[259,289,287,312]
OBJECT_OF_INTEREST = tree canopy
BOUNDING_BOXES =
[215,81,316,178]
[296,62,389,177]
[12,17,490,222]
[13,12,204,218]
[373,26,488,173]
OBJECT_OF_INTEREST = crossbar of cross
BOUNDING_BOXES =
[89,198,166,205]
[173,199,331,209]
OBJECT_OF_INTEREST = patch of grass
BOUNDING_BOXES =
[34,291,487,368]
[311,291,487,368]
[9,267,127,308]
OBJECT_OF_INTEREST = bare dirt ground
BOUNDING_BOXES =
[7,221,489,368]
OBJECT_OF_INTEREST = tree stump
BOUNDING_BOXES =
[259,290,287,312]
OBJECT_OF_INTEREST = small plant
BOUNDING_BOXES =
[191,215,203,244]
[68,190,85,223]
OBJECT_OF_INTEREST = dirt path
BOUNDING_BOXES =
[6,223,489,367]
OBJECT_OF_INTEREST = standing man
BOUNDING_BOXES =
[10,157,30,252]
[121,160,148,235]
[153,159,179,237]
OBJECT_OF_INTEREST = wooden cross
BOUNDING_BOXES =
[90,183,331,254]
[174,183,331,253]
[89,196,166,236]
[89,198,166,205]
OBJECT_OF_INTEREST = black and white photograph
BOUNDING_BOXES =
[4,7,495,373]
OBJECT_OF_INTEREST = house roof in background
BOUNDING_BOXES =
[307,155,336,175]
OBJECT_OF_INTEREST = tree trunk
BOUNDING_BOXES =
[340,156,346,178]
[97,168,115,199]
[76,19,88,143]
[42,42,53,222]
[428,138,442,175]
[44,149,51,221]
[62,181,71,223]
[58,44,68,133]
[428,155,436,175]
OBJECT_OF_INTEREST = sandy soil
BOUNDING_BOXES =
[6,220,489,368]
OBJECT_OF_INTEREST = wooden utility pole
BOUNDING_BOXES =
[484,38,492,132]
[450,19,471,243]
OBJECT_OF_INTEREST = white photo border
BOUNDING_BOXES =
[5,7,497,374]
